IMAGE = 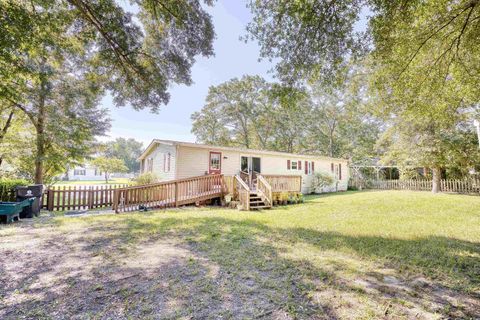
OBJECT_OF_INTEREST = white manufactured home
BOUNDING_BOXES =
[138,139,348,194]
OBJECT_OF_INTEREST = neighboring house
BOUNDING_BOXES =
[65,165,105,181]
[138,139,349,194]
[64,165,134,181]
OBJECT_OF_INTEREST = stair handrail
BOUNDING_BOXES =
[234,174,250,210]
[257,175,272,206]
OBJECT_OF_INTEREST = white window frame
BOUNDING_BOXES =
[291,161,298,170]
[74,169,86,176]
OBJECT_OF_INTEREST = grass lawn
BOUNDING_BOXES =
[52,178,132,186]
[1,191,479,319]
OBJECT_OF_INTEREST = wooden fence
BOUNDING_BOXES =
[112,174,225,213]
[349,178,480,194]
[42,184,129,211]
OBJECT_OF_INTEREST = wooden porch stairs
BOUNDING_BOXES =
[248,191,271,210]
[234,174,272,210]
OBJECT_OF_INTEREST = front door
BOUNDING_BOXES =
[209,152,222,174]
[240,156,261,187]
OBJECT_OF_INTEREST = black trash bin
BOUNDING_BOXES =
[16,185,44,218]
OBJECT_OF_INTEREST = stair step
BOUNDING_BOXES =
[250,200,265,204]
[250,205,271,210]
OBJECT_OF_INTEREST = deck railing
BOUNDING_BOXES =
[256,175,272,206]
[113,174,224,213]
[234,175,250,210]
[262,175,302,192]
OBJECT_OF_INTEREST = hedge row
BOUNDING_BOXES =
[0,178,29,201]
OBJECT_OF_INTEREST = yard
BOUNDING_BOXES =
[0,191,479,319]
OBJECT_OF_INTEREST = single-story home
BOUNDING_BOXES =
[138,139,348,194]
[63,165,134,181]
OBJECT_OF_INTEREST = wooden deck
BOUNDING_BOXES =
[112,174,303,213]
[113,175,224,213]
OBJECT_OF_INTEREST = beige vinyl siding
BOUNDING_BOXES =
[147,142,349,193]
[176,146,240,179]
[175,147,348,193]
[141,143,176,181]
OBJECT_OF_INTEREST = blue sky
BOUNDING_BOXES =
[101,1,274,146]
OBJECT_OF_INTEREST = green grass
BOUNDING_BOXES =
[52,178,132,186]
[1,190,479,319]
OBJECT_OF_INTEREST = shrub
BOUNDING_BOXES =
[311,171,336,193]
[0,178,30,201]
[134,172,160,185]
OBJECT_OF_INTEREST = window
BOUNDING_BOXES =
[291,161,298,170]
[74,169,86,176]
[147,158,153,172]
[163,153,171,172]
[307,162,312,175]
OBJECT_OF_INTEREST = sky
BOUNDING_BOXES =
[101,1,275,147]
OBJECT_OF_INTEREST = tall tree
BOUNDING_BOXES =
[1,0,215,183]
[105,138,144,173]
[246,0,480,192]
[192,76,272,149]
[191,75,381,158]
[245,0,366,83]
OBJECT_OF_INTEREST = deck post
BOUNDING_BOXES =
[174,182,178,207]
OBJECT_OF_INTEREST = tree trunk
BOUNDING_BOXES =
[34,61,49,185]
[432,166,441,193]
[0,108,15,167]
[105,172,109,184]
[34,91,46,184]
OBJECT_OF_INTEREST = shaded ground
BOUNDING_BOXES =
[0,191,479,319]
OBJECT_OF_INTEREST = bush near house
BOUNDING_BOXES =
[134,172,160,185]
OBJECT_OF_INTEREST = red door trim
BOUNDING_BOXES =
[209,151,222,174]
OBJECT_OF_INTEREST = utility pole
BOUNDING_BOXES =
[474,120,480,148]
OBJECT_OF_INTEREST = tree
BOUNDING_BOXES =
[192,76,273,149]
[246,0,480,88]
[1,0,216,183]
[245,0,366,84]
[246,0,480,192]
[91,157,128,184]
[304,67,382,161]
[192,75,382,158]
[266,84,310,153]
[105,138,143,173]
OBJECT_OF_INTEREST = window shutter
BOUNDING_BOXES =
[331,163,334,172]
[305,161,308,174]
[167,153,171,172]
[312,161,315,173]
[298,160,301,170]
[163,154,166,172]
[339,163,342,180]
[287,160,290,170]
